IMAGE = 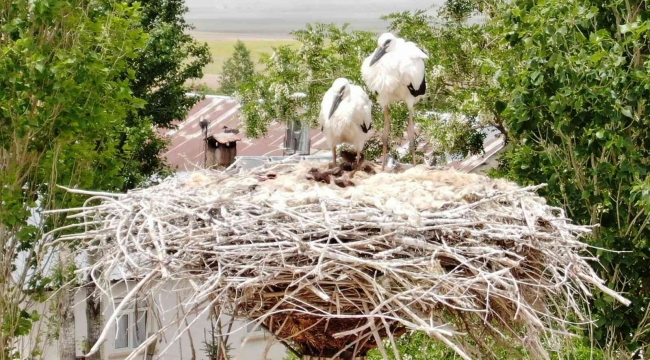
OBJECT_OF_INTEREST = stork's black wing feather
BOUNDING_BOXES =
[360,122,372,134]
[407,74,427,97]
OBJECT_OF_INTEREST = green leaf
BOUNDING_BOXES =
[495,100,507,114]
[530,71,540,82]
[586,7,598,20]
[589,51,605,63]
[620,22,638,34]
[622,107,633,118]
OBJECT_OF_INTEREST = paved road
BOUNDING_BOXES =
[185,0,444,35]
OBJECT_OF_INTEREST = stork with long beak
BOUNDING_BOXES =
[318,78,374,169]
[361,33,428,170]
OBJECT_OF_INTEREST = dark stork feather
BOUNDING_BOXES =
[407,75,427,97]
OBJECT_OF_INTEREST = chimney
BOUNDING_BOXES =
[205,133,242,169]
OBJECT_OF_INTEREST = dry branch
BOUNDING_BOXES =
[49,159,630,359]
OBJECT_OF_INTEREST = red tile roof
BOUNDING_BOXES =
[161,95,328,171]
[162,94,505,173]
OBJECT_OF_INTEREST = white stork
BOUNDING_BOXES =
[361,32,428,169]
[318,78,373,168]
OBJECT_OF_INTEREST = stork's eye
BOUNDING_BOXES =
[385,39,392,45]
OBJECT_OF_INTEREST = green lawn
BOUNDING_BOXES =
[202,39,299,75]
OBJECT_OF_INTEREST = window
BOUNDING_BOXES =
[115,315,129,349]
[114,299,149,350]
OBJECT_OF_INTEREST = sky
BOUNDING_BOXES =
[185,0,445,35]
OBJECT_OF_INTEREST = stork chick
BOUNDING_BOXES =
[318,78,374,169]
[361,32,428,170]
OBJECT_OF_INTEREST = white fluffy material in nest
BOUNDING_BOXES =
[186,162,531,227]
[52,160,629,360]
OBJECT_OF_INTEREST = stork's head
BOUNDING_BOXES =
[370,33,397,66]
[377,33,397,50]
[329,78,350,119]
[332,78,351,96]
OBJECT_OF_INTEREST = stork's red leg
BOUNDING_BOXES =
[408,108,416,166]
[332,145,337,167]
[382,106,390,171]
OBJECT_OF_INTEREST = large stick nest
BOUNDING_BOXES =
[53,158,629,360]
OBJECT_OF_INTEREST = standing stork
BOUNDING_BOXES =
[361,32,428,169]
[318,78,373,169]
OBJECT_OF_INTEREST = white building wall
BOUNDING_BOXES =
[19,280,286,360]
[15,299,58,359]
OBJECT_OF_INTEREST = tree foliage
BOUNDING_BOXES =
[220,40,255,95]
[119,0,212,189]
[0,0,146,358]
[0,0,184,357]
[282,330,604,360]
[492,0,650,353]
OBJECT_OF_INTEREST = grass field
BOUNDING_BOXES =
[186,32,299,90]
[201,38,299,75]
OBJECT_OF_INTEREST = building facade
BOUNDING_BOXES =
[18,280,287,360]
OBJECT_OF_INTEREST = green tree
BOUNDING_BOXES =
[119,0,212,189]
[363,330,605,360]
[492,0,650,354]
[220,40,256,95]
[0,0,147,358]
[282,330,606,360]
